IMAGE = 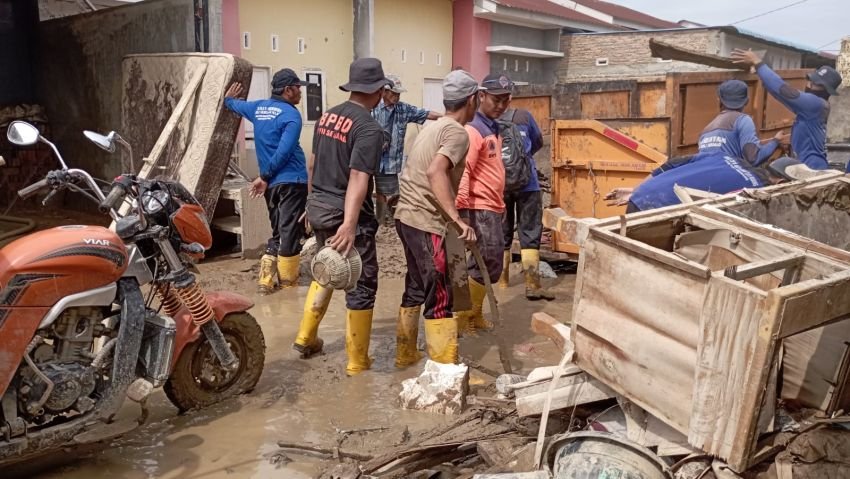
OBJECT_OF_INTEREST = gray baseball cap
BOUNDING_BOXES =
[443,70,485,101]
[385,74,407,93]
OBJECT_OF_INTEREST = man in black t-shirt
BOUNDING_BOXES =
[293,57,390,376]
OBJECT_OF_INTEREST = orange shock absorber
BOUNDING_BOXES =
[174,282,215,326]
[156,286,184,318]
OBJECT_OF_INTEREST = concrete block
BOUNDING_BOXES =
[399,360,469,415]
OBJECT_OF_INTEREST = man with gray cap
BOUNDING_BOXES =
[697,79,788,166]
[733,49,842,170]
[392,70,482,367]
[293,58,390,377]
[223,68,309,295]
[372,75,442,226]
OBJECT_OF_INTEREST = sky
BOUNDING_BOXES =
[611,0,847,53]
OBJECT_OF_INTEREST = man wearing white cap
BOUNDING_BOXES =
[392,70,482,366]
[373,75,442,226]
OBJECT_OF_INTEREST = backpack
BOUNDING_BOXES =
[497,109,532,193]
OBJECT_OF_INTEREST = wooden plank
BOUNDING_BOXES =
[724,253,804,281]
[515,372,616,417]
[649,38,745,70]
[211,215,242,234]
[688,275,766,461]
[776,269,850,338]
[530,312,573,355]
[619,400,701,457]
[590,227,711,279]
[236,147,271,259]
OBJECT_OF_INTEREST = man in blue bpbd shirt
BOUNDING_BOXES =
[732,49,843,170]
[697,79,787,166]
[224,68,309,294]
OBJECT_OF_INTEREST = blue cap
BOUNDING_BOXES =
[718,80,749,110]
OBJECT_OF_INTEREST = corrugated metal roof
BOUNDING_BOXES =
[574,0,680,29]
[489,0,624,29]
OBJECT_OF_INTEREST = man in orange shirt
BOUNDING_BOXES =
[455,73,513,335]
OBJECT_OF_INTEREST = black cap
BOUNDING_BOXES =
[480,74,514,95]
[808,65,842,96]
[340,58,391,93]
[272,68,308,90]
[718,80,749,110]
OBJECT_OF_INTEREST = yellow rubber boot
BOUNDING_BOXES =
[277,255,301,288]
[522,249,555,301]
[497,250,511,288]
[293,281,332,358]
[424,317,459,364]
[455,310,474,337]
[469,278,494,331]
[345,309,374,376]
[395,305,423,368]
[257,254,277,295]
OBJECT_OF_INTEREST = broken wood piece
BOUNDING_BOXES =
[462,357,502,378]
[530,312,573,355]
[477,439,529,468]
[516,371,615,417]
[649,38,749,70]
[723,253,803,282]
[275,441,373,462]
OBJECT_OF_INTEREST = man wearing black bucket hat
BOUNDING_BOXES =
[294,58,390,376]
[697,79,788,166]
[224,68,309,295]
[732,49,842,170]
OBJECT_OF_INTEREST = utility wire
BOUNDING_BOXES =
[730,0,811,25]
[815,37,844,50]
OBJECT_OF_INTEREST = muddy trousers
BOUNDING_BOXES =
[396,220,453,319]
[460,209,505,285]
[502,190,543,251]
[264,183,308,257]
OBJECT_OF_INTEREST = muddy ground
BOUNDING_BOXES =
[1,219,574,479]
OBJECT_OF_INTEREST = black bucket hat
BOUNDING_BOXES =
[718,79,749,110]
[340,58,392,93]
[808,65,842,96]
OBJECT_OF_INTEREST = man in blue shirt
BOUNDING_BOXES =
[372,75,441,226]
[732,49,842,170]
[698,79,787,166]
[498,106,554,301]
[605,153,815,212]
[224,68,309,294]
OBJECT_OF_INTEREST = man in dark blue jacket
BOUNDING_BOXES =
[732,49,842,170]
[498,106,554,301]
[224,68,309,294]
[698,79,786,166]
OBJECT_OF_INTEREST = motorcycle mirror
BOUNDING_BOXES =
[7,121,40,146]
[84,130,116,153]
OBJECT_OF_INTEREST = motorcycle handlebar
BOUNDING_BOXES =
[99,183,127,213]
[18,179,49,199]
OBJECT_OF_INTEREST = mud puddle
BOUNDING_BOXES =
[3,227,574,479]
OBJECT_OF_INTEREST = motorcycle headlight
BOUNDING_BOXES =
[141,190,170,215]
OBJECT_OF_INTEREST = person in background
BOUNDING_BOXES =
[372,75,442,226]
[497,106,554,301]
[697,79,788,167]
[393,70,482,367]
[223,68,309,295]
[455,74,512,335]
[293,58,390,376]
[732,49,842,170]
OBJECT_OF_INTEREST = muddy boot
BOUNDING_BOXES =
[277,255,300,288]
[293,281,332,358]
[497,250,511,288]
[257,254,278,295]
[468,278,494,331]
[345,309,374,376]
[455,310,475,337]
[395,305,423,368]
[522,249,555,301]
[424,317,459,364]
[386,195,400,227]
[375,195,388,227]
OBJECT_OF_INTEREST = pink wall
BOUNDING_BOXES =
[221,0,241,56]
[452,0,491,81]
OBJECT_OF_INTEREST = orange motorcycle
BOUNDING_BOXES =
[0,121,265,465]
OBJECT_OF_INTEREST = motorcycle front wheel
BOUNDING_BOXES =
[164,312,266,412]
